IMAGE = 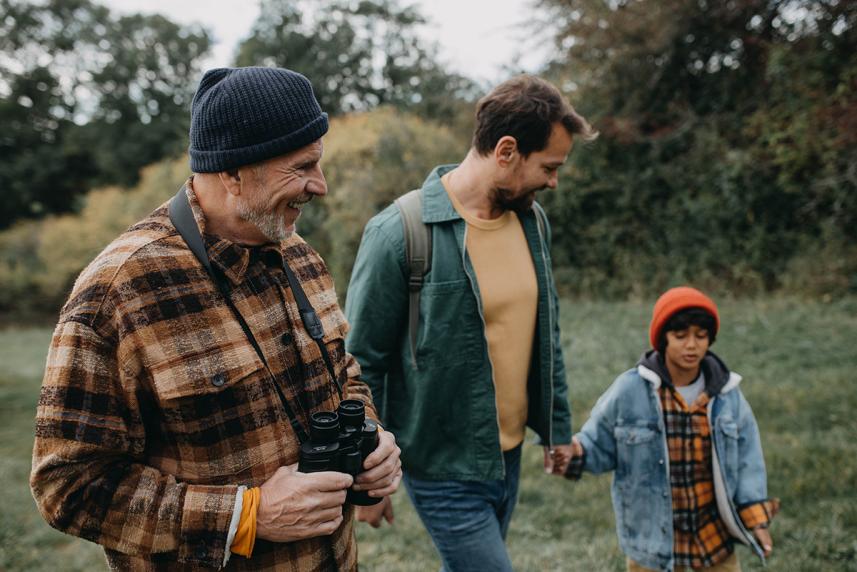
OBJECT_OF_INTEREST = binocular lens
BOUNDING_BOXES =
[309,411,340,444]
[338,399,365,428]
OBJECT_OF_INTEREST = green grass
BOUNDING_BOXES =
[4,299,857,571]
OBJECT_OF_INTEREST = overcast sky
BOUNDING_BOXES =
[102,0,551,86]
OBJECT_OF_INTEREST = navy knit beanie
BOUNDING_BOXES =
[189,67,329,173]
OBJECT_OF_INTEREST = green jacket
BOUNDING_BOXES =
[345,165,572,480]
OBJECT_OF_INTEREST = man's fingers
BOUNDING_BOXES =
[368,469,402,497]
[313,489,349,510]
[317,514,344,536]
[357,462,402,493]
[543,447,555,473]
[355,456,401,488]
[310,471,354,491]
[307,506,343,525]
[383,497,395,524]
[362,431,398,470]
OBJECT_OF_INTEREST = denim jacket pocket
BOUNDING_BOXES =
[614,424,659,481]
[716,419,740,490]
[614,424,663,551]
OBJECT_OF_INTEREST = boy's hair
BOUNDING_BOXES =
[657,308,718,354]
[472,75,597,158]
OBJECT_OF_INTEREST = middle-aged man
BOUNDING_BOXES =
[30,67,401,571]
[345,75,597,570]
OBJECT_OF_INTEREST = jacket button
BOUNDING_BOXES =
[280,332,293,345]
[658,459,664,465]
[195,544,207,558]
[211,373,226,387]
[663,492,668,498]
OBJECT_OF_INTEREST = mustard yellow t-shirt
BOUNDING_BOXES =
[445,185,538,451]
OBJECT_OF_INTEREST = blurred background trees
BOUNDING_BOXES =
[0,0,211,227]
[0,0,855,316]
[535,0,857,296]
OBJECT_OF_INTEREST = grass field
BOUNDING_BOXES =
[2,298,856,571]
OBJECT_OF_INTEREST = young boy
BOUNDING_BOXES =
[565,287,778,571]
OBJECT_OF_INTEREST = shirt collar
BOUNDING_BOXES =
[185,177,284,286]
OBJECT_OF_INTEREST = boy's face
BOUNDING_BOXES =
[664,324,711,375]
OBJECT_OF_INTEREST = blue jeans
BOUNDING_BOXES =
[403,445,522,572]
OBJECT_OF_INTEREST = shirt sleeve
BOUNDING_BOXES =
[31,319,238,568]
[564,444,587,480]
[738,498,780,530]
[344,219,409,423]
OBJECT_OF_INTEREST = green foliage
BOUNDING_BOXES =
[5,298,857,570]
[0,109,461,314]
[536,0,857,298]
[234,0,478,121]
[0,0,210,228]
[314,108,467,293]
[0,157,188,313]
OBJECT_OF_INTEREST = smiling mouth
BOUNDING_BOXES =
[287,196,312,209]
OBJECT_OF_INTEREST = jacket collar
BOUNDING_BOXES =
[636,349,742,395]
[421,164,463,224]
[185,179,284,286]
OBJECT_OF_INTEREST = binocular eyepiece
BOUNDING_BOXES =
[298,399,381,506]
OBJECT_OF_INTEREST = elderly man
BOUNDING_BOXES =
[31,67,401,571]
[345,75,597,571]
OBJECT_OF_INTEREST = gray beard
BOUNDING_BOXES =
[236,197,292,243]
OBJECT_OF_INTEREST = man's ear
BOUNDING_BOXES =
[218,169,242,196]
[494,136,518,167]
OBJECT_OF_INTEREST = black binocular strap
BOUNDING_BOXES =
[279,260,343,396]
[169,187,341,444]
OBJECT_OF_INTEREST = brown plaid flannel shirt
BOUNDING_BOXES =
[31,184,377,571]
[662,385,778,569]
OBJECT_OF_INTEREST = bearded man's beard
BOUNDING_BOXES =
[236,195,292,243]
[493,187,540,215]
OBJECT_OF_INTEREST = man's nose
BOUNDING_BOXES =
[547,174,559,189]
[307,166,327,196]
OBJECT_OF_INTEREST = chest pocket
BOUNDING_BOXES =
[148,342,276,481]
[417,278,481,367]
[614,424,660,481]
[716,419,740,489]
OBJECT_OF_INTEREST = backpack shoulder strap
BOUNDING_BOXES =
[394,189,431,368]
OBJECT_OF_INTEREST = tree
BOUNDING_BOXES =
[0,0,210,228]
[532,0,857,296]
[234,0,477,121]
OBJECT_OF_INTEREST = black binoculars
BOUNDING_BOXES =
[298,399,381,506]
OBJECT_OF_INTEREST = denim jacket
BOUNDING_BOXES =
[576,353,769,571]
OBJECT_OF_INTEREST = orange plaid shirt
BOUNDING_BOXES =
[661,385,778,568]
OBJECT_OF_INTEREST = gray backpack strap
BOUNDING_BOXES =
[394,189,431,368]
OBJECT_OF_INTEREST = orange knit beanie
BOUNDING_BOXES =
[649,287,720,349]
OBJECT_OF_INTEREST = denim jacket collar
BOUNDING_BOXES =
[636,350,743,396]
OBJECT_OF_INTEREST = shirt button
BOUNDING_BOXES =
[280,332,293,345]
[211,373,227,387]
[658,459,664,465]
[663,492,669,498]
